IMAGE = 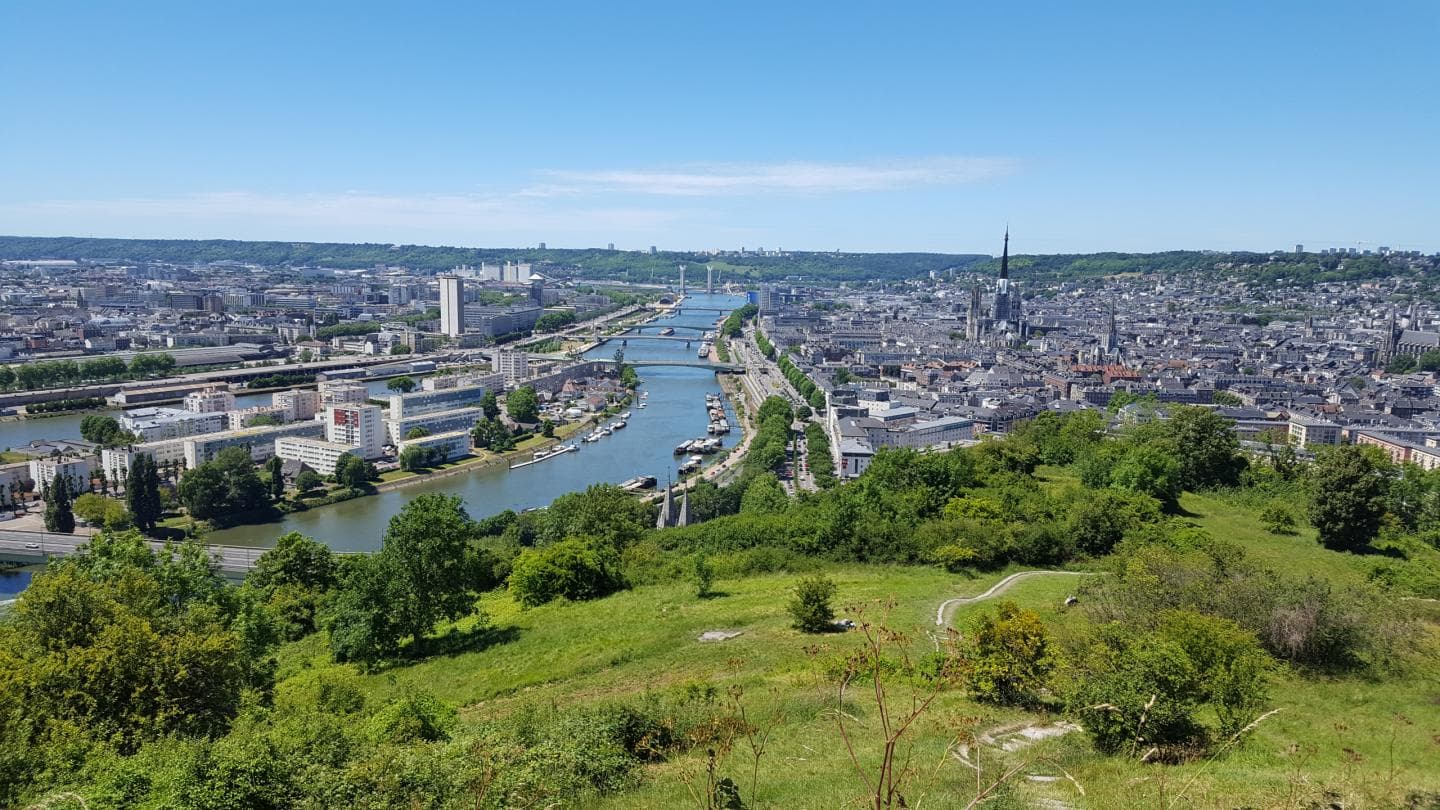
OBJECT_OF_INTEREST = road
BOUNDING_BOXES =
[934,570,1096,626]
[0,529,279,574]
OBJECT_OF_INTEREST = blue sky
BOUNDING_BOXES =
[2,1,1436,254]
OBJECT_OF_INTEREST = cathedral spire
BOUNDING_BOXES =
[999,227,1010,281]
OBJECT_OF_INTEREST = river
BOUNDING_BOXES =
[205,292,745,551]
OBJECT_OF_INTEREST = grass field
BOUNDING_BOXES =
[268,503,1440,810]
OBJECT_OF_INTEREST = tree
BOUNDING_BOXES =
[128,352,176,377]
[398,445,432,471]
[509,537,626,606]
[330,494,494,665]
[471,418,515,451]
[788,575,836,633]
[1308,445,1388,551]
[126,455,163,532]
[286,473,319,500]
[1109,443,1182,509]
[44,473,75,533]
[73,492,130,530]
[404,426,431,439]
[387,375,416,394]
[480,390,500,420]
[507,386,539,423]
[334,453,371,490]
[1211,391,1243,407]
[79,414,134,446]
[264,455,285,501]
[741,473,789,515]
[178,447,266,521]
[0,532,272,750]
[541,419,556,438]
[246,531,338,640]
[965,601,1054,706]
[1152,406,1247,490]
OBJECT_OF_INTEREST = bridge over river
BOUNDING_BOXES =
[0,528,315,575]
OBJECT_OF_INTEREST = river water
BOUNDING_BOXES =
[204,293,745,551]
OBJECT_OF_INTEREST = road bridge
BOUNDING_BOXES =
[658,306,736,314]
[592,359,745,372]
[0,529,291,575]
[585,334,701,344]
[630,323,711,334]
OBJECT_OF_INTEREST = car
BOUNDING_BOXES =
[23,542,40,550]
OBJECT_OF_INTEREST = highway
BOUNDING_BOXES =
[0,529,278,575]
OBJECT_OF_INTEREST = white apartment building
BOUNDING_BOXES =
[119,407,227,441]
[1288,414,1342,448]
[228,405,291,430]
[396,429,471,464]
[273,388,322,421]
[385,406,483,443]
[318,380,370,408]
[495,349,529,385]
[183,421,326,467]
[100,441,188,484]
[184,385,236,414]
[28,457,92,494]
[326,404,385,459]
[389,384,488,419]
[439,274,465,337]
[274,436,361,475]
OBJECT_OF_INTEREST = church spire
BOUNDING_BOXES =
[999,227,1010,281]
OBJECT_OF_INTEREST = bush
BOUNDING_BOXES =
[1259,501,1296,534]
[364,692,458,744]
[965,601,1054,706]
[509,538,626,606]
[692,553,714,598]
[788,575,836,633]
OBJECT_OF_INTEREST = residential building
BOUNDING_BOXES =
[326,404,386,459]
[183,385,236,413]
[183,421,326,467]
[118,407,227,441]
[395,429,471,464]
[273,388,322,421]
[389,384,488,420]
[273,436,361,475]
[495,349,529,384]
[439,274,464,337]
[1288,414,1343,448]
[28,457,92,494]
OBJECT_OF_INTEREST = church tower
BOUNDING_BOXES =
[989,228,1024,335]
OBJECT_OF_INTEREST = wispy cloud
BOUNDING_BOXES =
[539,157,1019,197]
[0,191,685,240]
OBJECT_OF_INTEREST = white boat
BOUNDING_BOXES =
[613,419,627,430]
[620,411,632,419]
[638,403,647,409]
[509,443,577,469]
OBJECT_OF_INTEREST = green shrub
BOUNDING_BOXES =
[509,538,626,606]
[788,575,836,633]
[965,601,1054,706]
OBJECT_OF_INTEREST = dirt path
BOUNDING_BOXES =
[934,570,1095,626]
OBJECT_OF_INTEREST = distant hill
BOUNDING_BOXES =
[0,235,988,283]
[0,235,1419,285]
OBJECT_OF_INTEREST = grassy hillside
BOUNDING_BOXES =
[263,499,1440,809]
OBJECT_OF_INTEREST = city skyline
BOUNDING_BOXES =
[2,1,1437,253]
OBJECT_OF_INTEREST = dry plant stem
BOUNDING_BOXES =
[1167,708,1281,809]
